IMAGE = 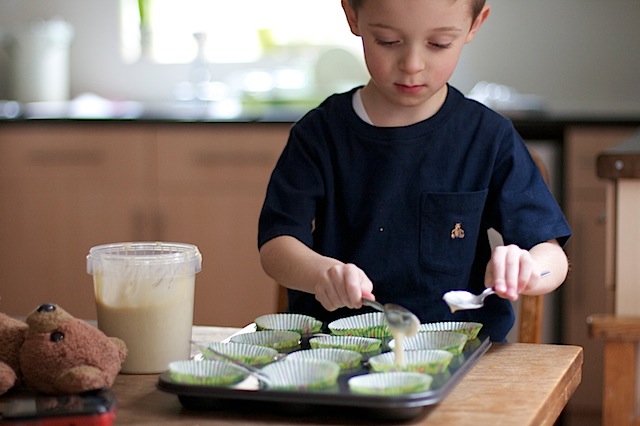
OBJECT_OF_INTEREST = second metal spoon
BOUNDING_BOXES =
[442,270,551,313]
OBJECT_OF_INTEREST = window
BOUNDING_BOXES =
[120,0,369,113]
[120,0,361,64]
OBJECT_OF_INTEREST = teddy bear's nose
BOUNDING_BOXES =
[37,304,57,313]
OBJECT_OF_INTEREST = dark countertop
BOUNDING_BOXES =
[2,100,639,141]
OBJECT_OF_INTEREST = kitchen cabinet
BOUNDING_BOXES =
[0,122,155,320]
[0,121,289,326]
[154,124,287,326]
[561,125,638,426]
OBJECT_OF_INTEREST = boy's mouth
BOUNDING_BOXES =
[395,83,424,95]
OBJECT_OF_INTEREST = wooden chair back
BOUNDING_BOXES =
[518,147,551,344]
[588,314,640,426]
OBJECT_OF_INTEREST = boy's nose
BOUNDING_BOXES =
[398,46,426,74]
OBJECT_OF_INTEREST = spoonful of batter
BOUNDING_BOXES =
[362,299,420,366]
[362,299,420,338]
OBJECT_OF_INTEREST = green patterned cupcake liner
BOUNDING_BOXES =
[348,372,433,395]
[328,312,391,338]
[168,360,248,387]
[229,330,302,351]
[255,313,323,335]
[369,349,454,375]
[388,331,468,355]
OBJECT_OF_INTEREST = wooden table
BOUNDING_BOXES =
[0,326,582,425]
[105,326,582,426]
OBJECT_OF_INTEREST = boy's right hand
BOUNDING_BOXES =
[314,263,374,311]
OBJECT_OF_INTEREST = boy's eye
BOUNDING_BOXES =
[429,42,453,50]
[375,39,399,47]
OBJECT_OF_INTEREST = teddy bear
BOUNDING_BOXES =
[0,303,127,395]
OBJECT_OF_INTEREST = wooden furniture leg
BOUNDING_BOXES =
[588,314,640,426]
[519,294,544,343]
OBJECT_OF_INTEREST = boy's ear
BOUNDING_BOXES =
[465,4,491,43]
[342,0,361,37]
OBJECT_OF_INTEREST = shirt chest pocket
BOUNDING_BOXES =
[420,190,488,274]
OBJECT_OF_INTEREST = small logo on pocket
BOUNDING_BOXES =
[450,222,465,239]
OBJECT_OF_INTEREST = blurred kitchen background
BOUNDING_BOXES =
[1,2,640,425]
[0,0,639,117]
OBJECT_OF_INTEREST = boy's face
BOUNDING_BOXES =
[343,0,489,119]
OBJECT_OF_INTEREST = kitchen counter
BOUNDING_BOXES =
[1,109,639,152]
[0,326,582,426]
[2,98,640,132]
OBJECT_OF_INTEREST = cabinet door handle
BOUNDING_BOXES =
[131,210,165,240]
[192,151,273,167]
[29,149,104,166]
[154,211,165,241]
[132,211,147,240]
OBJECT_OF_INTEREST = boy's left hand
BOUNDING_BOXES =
[484,244,543,301]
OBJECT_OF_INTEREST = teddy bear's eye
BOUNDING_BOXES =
[50,331,65,342]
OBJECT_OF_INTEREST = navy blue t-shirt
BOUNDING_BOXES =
[258,85,571,341]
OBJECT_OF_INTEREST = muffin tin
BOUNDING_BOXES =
[158,319,490,420]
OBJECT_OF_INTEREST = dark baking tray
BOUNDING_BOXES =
[157,332,491,420]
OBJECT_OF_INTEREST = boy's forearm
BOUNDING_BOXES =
[259,235,343,295]
[525,240,570,296]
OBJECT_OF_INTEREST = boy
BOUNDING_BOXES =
[258,0,571,341]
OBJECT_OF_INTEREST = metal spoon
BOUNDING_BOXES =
[362,299,420,337]
[442,270,551,313]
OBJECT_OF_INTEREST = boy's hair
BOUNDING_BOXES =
[347,0,487,22]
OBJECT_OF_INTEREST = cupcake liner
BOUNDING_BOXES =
[388,331,468,355]
[348,372,433,395]
[260,359,340,391]
[419,321,483,339]
[255,313,322,335]
[369,349,454,375]
[328,312,391,338]
[168,360,248,386]
[229,330,301,350]
[308,335,382,353]
[285,348,363,371]
[201,342,278,366]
